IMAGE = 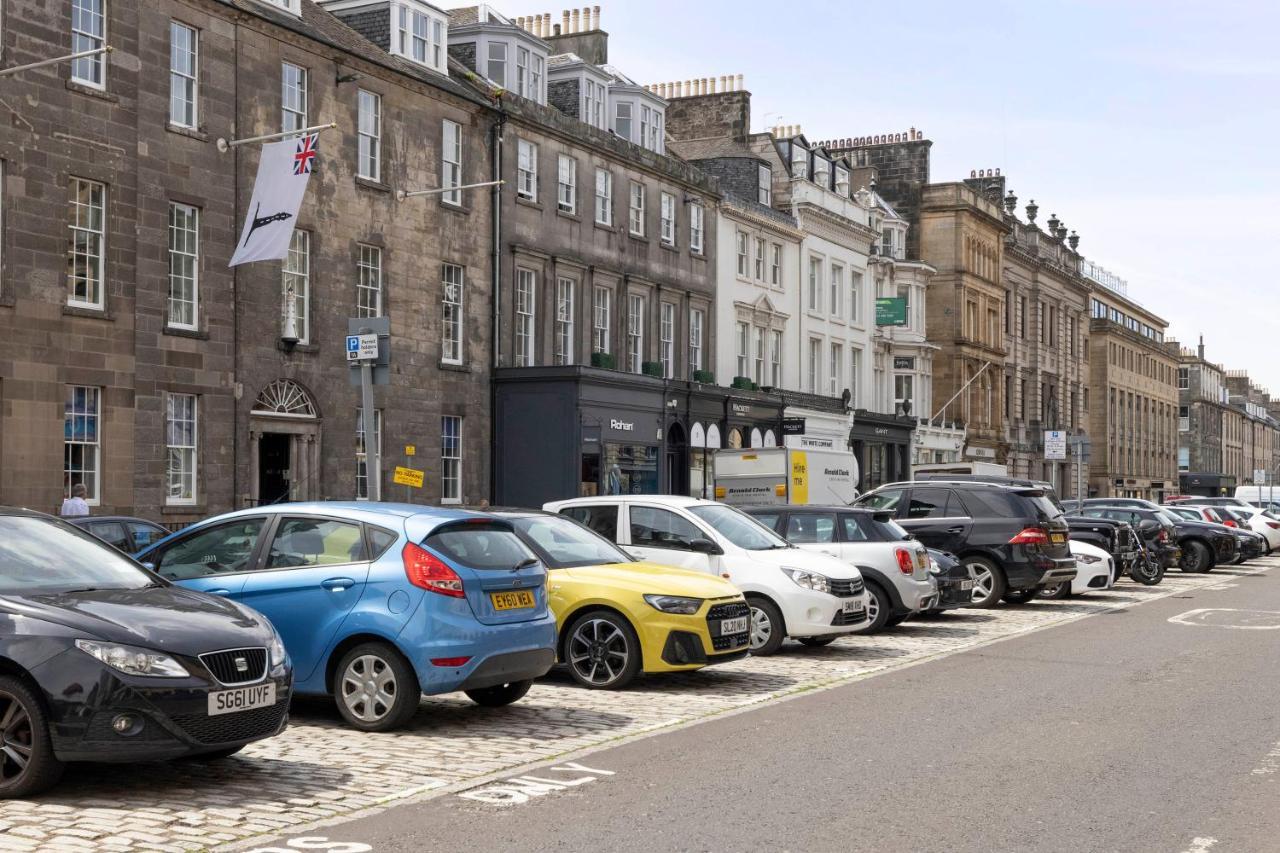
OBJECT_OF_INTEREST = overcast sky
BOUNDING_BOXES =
[451,1,1278,387]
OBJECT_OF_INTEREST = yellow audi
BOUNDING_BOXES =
[492,510,750,689]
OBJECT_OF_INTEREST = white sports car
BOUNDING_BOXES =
[1040,540,1114,599]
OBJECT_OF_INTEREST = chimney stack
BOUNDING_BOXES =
[1198,335,1205,360]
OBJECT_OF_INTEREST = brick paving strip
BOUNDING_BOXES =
[1,563,1269,852]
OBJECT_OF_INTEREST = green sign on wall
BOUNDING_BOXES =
[875,297,908,326]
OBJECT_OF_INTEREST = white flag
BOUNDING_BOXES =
[229,133,318,267]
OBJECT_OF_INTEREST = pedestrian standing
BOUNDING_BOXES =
[60,483,90,518]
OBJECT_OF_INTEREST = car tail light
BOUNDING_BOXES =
[894,548,914,575]
[430,656,472,667]
[403,542,465,597]
[1157,529,1169,542]
[1009,527,1049,546]
[1268,522,1280,530]
[1224,519,1238,528]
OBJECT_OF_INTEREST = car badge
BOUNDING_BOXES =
[513,580,523,587]
[235,657,249,673]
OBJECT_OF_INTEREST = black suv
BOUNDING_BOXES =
[855,481,1076,607]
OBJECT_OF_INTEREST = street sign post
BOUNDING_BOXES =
[346,333,378,362]
[1254,468,1267,486]
[1044,430,1067,461]
[348,317,391,502]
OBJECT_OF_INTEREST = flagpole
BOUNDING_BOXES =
[0,46,112,78]
[216,123,338,153]
[395,180,504,201]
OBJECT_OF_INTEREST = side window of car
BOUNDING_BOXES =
[750,512,781,532]
[366,525,399,560]
[786,513,837,544]
[840,515,871,542]
[155,518,267,580]
[129,522,167,550]
[955,489,1015,519]
[859,489,903,514]
[561,505,619,541]
[266,518,367,569]
[87,521,130,551]
[905,489,959,519]
[630,506,705,549]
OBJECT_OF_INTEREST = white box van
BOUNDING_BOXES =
[713,447,858,506]
[1231,486,1280,510]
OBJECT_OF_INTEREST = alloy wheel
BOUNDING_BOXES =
[568,619,630,686]
[340,654,398,724]
[865,589,882,624]
[0,691,33,786]
[968,564,995,603]
[1039,582,1063,598]
[749,605,773,651]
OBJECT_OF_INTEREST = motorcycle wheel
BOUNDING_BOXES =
[1130,554,1165,586]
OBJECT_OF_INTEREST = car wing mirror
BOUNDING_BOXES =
[689,538,723,556]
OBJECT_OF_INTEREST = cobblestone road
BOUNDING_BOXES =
[1,563,1267,851]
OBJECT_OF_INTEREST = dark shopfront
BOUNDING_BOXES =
[493,367,784,507]
[1179,472,1237,498]
[850,411,915,492]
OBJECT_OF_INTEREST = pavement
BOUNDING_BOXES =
[2,562,1274,851]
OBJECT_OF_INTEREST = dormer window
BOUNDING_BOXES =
[257,0,300,14]
[395,2,446,72]
[758,164,772,206]
[813,156,830,187]
[835,166,850,196]
[487,42,507,87]
[615,101,632,139]
[515,47,543,101]
[581,79,606,129]
[790,143,807,174]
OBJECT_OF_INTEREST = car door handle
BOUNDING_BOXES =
[321,577,356,591]
[946,526,965,534]
[206,588,231,596]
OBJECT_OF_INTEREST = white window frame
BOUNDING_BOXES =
[813,156,830,187]
[627,293,645,373]
[689,308,704,376]
[517,139,538,200]
[660,302,675,379]
[169,20,198,128]
[807,338,821,394]
[758,164,772,206]
[555,276,575,365]
[754,238,766,281]
[770,243,782,285]
[357,89,381,182]
[442,119,462,205]
[442,263,464,364]
[850,270,863,324]
[487,41,507,87]
[71,0,106,89]
[689,203,704,253]
[165,393,198,506]
[835,166,850,196]
[850,347,863,407]
[595,168,612,225]
[629,181,645,236]
[167,201,199,330]
[65,385,102,504]
[283,229,310,343]
[515,268,536,366]
[736,322,750,378]
[807,256,822,311]
[557,154,577,214]
[829,342,844,397]
[355,408,382,501]
[593,285,611,354]
[660,192,676,245]
[281,62,308,134]
[68,177,106,310]
[770,329,782,387]
[830,263,844,319]
[736,232,749,278]
[753,326,765,385]
[441,415,462,504]
[356,243,382,318]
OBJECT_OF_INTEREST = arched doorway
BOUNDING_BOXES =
[727,428,744,449]
[665,422,688,496]
[249,379,321,505]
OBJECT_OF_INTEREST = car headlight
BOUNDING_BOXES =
[781,567,831,594]
[1075,553,1102,564]
[75,639,190,678]
[643,594,703,615]
[268,628,288,668]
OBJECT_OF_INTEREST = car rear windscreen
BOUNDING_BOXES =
[425,523,537,570]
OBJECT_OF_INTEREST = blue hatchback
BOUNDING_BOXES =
[136,503,556,731]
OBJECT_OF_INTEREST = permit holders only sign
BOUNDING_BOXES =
[347,334,378,362]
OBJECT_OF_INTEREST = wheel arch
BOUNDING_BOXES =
[741,591,788,636]
[1182,536,1215,567]
[856,567,904,610]
[557,604,641,669]
[324,632,412,695]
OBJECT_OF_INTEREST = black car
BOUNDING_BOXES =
[67,515,169,553]
[1077,506,1187,569]
[926,548,976,611]
[1062,497,1162,514]
[1164,505,1264,565]
[0,509,292,798]
[855,481,1076,608]
[1064,516,1141,581]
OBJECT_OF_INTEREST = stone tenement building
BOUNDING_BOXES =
[1225,371,1278,488]
[1085,263,1178,499]
[1,0,498,519]
[1171,338,1234,494]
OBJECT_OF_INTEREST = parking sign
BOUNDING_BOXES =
[346,333,378,362]
[1044,430,1067,461]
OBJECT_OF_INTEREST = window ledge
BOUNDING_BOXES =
[167,123,208,142]
[515,195,543,210]
[628,232,649,244]
[440,199,471,215]
[66,80,118,103]
[593,220,618,233]
[691,250,707,260]
[556,208,581,222]
[356,176,392,194]
[163,325,209,340]
[659,241,680,254]
[439,361,471,373]
[63,304,112,321]
[162,504,206,516]
[279,341,319,354]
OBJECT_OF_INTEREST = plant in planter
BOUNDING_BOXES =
[641,361,664,378]
[692,369,715,384]
[590,352,616,370]
[731,376,757,391]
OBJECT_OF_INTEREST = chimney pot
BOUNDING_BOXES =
[561,10,569,34]
[571,9,580,32]
[736,73,744,90]
[594,6,601,29]
[583,6,591,31]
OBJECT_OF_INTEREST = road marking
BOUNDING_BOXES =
[246,838,373,853]
[458,762,616,806]
[1252,740,1280,775]
[1168,608,1280,629]
[1179,838,1218,853]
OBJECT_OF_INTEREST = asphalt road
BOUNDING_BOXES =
[250,565,1280,853]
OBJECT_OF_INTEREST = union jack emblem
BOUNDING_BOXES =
[293,133,318,175]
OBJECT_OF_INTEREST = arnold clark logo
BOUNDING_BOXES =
[824,468,851,477]
[610,419,634,431]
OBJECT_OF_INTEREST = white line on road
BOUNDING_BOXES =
[1179,837,1218,853]
[1168,608,1280,629]
[1252,740,1280,775]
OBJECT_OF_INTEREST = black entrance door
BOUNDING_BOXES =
[665,423,688,496]
[259,433,291,505]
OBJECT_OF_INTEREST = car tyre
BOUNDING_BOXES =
[465,679,533,707]
[1038,580,1071,600]
[855,582,893,634]
[964,557,1005,608]
[0,676,64,800]
[883,612,910,628]
[565,610,642,689]
[797,637,835,647]
[1001,587,1040,605]
[746,596,787,656]
[1179,540,1211,573]
[335,643,421,732]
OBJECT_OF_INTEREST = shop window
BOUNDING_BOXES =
[604,444,658,495]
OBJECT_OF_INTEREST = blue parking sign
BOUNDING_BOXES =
[346,335,360,354]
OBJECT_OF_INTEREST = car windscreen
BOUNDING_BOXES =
[0,516,157,594]
[424,522,538,570]
[1019,493,1064,522]
[688,504,790,551]
[1155,510,1182,526]
[844,513,912,542]
[508,515,634,568]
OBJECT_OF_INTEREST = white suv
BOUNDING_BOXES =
[544,496,871,655]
